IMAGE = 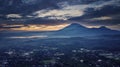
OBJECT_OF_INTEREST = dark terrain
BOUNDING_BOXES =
[0,24,120,67]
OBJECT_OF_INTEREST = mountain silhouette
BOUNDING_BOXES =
[59,23,87,31]
[51,23,120,37]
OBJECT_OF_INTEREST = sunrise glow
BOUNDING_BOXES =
[8,23,70,31]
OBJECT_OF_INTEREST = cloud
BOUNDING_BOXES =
[0,0,60,15]
[33,5,86,20]
[69,0,120,27]
[21,0,39,4]
[0,0,120,30]
[107,24,120,30]
[1,23,69,31]
[89,0,120,10]
[24,18,67,25]
[32,0,120,20]
[89,16,112,21]
[1,0,119,19]
[7,35,48,39]
[6,14,22,18]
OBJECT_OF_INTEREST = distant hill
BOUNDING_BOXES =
[51,23,120,37]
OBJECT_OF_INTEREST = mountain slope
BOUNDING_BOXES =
[51,23,120,37]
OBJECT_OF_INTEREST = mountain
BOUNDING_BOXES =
[59,23,87,31]
[51,23,120,37]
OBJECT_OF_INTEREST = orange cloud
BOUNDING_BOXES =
[9,24,70,31]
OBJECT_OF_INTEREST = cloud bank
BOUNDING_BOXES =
[0,0,120,30]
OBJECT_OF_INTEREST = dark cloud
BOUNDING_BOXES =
[86,6,120,18]
[0,18,66,25]
[0,0,120,30]
[25,18,66,25]
[69,5,120,26]
[84,19,120,26]
[0,0,111,15]
[70,5,120,19]
[0,0,60,15]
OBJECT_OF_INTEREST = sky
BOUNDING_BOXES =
[0,0,120,31]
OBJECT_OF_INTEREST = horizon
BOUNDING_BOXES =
[1,23,119,31]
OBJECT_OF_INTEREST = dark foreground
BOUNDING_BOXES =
[0,31,120,67]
